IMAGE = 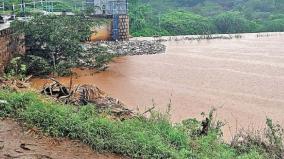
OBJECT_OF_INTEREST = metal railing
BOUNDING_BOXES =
[0,0,128,16]
[107,1,128,15]
[0,0,82,14]
[85,0,128,15]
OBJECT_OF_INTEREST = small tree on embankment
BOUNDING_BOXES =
[10,15,99,76]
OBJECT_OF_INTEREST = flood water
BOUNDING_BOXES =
[32,33,284,140]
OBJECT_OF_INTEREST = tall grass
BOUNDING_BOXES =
[0,90,268,158]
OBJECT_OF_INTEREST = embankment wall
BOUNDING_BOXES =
[0,28,25,74]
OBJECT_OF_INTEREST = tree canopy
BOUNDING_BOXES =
[129,0,284,36]
[11,15,92,76]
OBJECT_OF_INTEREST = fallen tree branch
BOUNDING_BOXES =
[40,79,134,120]
[142,106,156,115]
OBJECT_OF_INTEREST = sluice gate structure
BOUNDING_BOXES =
[85,0,129,41]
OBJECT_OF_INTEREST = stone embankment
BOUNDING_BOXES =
[0,17,25,74]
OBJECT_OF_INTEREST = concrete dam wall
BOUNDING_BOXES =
[90,15,129,41]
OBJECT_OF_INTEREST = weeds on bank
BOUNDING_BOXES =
[231,118,284,159]
[0,89,280,158]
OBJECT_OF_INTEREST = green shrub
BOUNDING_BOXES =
[23,55,52,76]
[5,56,27,80]
[260,18,284,32]
[160,10,216,35]
[11,15,93,76]
[0,90,37,117]
[231,118,284,159]
[213,12,253,33]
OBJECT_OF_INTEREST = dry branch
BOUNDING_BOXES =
[41,79,133,119]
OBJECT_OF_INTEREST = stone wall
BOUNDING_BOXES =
[118,15,129,41]
[0,28,25,74]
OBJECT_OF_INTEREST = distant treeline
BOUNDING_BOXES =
[2,0,283,36]
[129,0,284,36]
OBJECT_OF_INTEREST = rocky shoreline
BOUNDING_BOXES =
[77,40,166,70]
[84,40,166,56]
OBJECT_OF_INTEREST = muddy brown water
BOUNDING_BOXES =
[32,32,284,140]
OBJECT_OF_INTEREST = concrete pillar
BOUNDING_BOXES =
[117,15,129,41]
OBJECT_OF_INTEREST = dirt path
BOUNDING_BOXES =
[0,119,125,159]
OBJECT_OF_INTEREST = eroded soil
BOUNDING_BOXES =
[0,119,125,159]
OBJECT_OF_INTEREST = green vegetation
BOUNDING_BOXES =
[4,57,27,80]
[212,12,256,34]
[11,15,89,76]
[1,89,283,158]
[3,0,283,36]
[2,1,283,158]
[9,15,111,76]
[160,11,214,35]
[129,0,284,36]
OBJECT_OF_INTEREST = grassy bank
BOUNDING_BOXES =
[0,89,280,158]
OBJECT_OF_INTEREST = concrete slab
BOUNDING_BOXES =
[0,16,11,31]
[0,22,10,30]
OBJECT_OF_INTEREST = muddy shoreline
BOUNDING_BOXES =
[0,119,125,159]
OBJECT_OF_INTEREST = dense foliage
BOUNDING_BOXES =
[10,15,111,76]
[10,15,92,76]
[129,0,284,36]
[4,0,283,36]
[160,11,215,35]
[2,89,282,158]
